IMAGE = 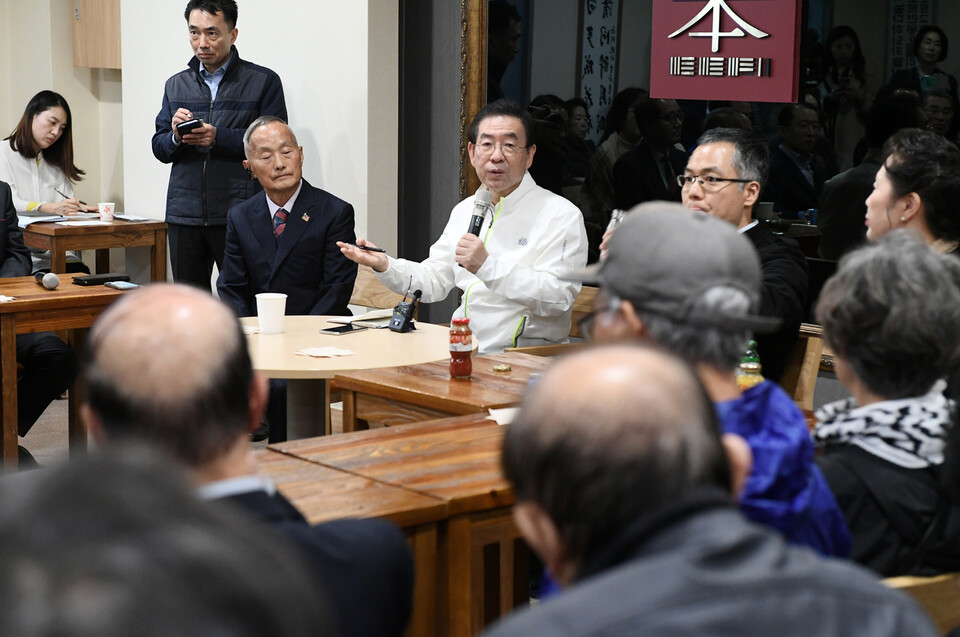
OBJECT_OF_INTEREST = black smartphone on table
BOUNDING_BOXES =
[319,324,368,335]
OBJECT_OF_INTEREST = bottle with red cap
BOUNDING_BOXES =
[449,318,472,379]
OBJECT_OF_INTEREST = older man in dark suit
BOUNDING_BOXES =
[83,283,413,637]
[217,116,357,317]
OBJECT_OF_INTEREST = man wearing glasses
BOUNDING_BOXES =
[340,99,587,354]
[612,98,687,210]
[681,128,808,382]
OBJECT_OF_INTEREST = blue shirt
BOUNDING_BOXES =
[199,54,232,102]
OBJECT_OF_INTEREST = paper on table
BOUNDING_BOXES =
[58,220,111,226]
[0,295,16,302]
[488,407,520,426]
[241,324,259,335]
[115,214,151,222]
[296,347,355,358]
[18,215,67,228]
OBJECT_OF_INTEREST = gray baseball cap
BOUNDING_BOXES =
[570,202,781,333]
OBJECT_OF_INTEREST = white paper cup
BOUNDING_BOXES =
[256,293,287,334]
[98,202,115,221]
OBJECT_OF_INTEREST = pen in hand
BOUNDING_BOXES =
[348,243,386,253]
[54,188,88,208]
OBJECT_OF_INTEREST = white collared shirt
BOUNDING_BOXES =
[266,179,304,221]
[197,474,276,500]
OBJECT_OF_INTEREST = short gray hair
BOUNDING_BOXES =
[243,116,295,159]
[695,127,769,187]
[817,230,960,399]
[638,285,752,370]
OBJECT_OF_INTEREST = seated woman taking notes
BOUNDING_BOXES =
[0,90,95,271]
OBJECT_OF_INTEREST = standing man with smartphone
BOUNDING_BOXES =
[153,0,286,290]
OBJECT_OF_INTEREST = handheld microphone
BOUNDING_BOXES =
[34,272,60,290]
[467,189,493,236]
[389,288,421,333]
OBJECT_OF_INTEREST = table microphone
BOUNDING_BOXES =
[34,272,60,290]
[467,189,493,236]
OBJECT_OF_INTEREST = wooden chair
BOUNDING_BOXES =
[503,285,597,357]
[779,323,824,411]
[884,572,960,635]
[349,265,405,310]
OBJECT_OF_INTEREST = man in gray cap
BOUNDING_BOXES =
[577,202,850,558]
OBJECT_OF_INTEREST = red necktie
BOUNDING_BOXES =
[274,208,288,239]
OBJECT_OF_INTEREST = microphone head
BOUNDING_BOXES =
[42,272,60,290]
[476,189,493,206]
[412,289,422,300]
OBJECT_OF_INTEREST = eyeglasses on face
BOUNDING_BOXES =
[577,292,622,340]
[474,141,528,157]
[677,174,754,192]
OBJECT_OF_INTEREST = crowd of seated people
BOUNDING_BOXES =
[8,3,960,633]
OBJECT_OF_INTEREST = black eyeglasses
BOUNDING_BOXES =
[677,174,754,192]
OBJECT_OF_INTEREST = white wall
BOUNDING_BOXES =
[121,0,399,265]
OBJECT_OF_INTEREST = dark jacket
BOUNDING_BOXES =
[743,221,808,382]
[612,142,686,210]
[217,180,357,317]
[483,490,938,637]
[0,181,31,277]
[152,47,287,227]
[221,489,414,637]
[817,445,960,577]
[817,149,879,260]
[764,146,827,218]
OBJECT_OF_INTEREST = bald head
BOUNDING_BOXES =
[503,345,729,563]
[85,284,254,466]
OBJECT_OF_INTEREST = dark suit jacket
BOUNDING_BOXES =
[744,221,808,383]
[612,143,686,210]
[217,179,357,317]
[764,146,827,218]
[221,489,414,637]
[0,181,32,277]
[817,150,878,260]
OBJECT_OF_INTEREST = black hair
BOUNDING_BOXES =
[468,98,534,147]
[5,90,84,183]
[184,0,238,29]
[883,127,960,243]
[914,25,949,63]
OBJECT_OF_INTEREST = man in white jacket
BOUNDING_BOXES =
[339,99,587,354]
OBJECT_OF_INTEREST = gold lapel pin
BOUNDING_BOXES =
[301,214,310,222]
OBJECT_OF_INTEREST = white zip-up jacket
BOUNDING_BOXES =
[378,173,587,354]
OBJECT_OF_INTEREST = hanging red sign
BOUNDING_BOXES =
[650,0,802,103]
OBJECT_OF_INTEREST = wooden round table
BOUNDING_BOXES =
[241,316,452,438]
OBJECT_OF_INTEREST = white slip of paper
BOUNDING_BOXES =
[487,407,520,426]
[296,347,355,358]
[0,295,15,302]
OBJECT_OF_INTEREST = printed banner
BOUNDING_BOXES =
[650,0,802,103]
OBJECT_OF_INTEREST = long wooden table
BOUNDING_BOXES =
[270,413,526,637]
[0,275,124,468]
[334,351,552,432]
[21,217,168,281]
